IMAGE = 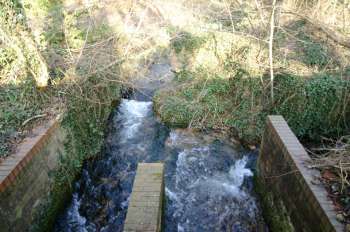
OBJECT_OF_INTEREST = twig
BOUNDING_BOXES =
[223,0,235,33]
[264,169,299,179]
[22,114,47,127]
[269,0,277,102]
[254,0,267,27]
[75,14,92,67]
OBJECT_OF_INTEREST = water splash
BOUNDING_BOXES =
[55,99,265,232]
[229,156,253,186]
[118,100,152,141]
[164,132,264,232]
[55,99,166,232]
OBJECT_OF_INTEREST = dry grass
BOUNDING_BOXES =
[309,136,350,192]
[308,136,350,223]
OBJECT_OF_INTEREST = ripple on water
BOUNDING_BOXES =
[164,131,265,232]
[55,99,265,232]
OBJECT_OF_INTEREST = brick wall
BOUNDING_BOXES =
[258,116,343,232]
[0,118,65,231]
[123,163,164,232]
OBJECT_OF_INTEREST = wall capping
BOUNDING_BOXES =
[0,116,61,192]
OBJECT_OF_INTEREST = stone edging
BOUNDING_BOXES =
[0,117,60,192]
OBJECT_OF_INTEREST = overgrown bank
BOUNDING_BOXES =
[154,62,350,144]
[31,79,120,231]
[152,1,350,228]
[1,0,122,230]
[154,20,350,144]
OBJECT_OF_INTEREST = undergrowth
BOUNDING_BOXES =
[155,65,350,143]
[155,27,350,144]
[0,79,48,156]
[154,2,350,144]
[31,75,120,232]
[0,0,51,156]
[170,29,208,54]
[1,1,122,230]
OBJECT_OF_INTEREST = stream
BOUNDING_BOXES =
[54,60,266,232]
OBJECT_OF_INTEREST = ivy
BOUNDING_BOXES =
[31,75,120,232]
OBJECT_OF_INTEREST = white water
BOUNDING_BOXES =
[56,99,265,232]
[63,193,88,232]
[118,100,153,142]
[164,131,263,231]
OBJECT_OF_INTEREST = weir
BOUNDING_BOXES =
[54,97,265,231]
[0,110,343,231]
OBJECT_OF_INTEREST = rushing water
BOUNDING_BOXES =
[55,96,266,231]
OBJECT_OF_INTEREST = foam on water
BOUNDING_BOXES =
[229,156,253,186]
[55,99,265,232]
[164,131,264,231]
[63,193,88,232]
[118,100,152,141]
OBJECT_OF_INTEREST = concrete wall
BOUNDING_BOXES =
[257,116,343,232]
[0,118,65,231]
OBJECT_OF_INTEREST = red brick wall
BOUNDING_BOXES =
[258,116,343,232]
[0,117,65,231]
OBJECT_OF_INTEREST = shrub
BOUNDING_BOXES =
[170,30,208,54]
[274,73,350,140]
[154,67,350,144]
[297,33,331,68]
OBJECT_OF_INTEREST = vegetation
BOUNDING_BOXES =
[0,0,123,230]
[152,0,350,227]
[0,0,133,158]
[155,39,349,143]
[154,1,350,144]
[1,0,350,230]
[0,0,50,157]
[32,75,120,231]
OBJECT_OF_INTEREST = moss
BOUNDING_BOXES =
[254,174,295,232]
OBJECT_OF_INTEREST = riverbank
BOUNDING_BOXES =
[1,0,349,230]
